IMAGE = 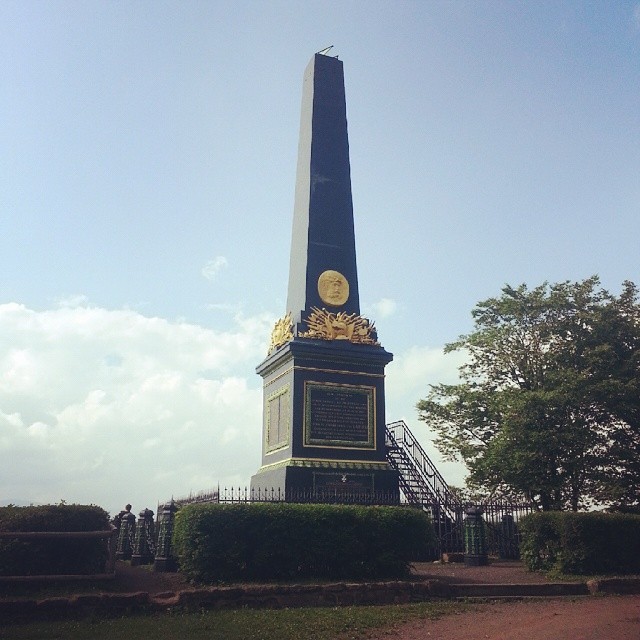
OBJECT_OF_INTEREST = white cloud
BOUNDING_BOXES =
[201,256,229,281]
[370,297,398,319]
[54,294,90,308]
[0,302,268,516]
[385,345,465,420]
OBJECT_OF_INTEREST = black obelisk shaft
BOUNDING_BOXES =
[286,53,360,326]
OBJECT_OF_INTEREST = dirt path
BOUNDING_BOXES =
[377,595,640,640]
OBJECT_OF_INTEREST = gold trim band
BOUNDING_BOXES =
[256,457,392,473]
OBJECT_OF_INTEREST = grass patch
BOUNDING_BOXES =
[0,601,471,640]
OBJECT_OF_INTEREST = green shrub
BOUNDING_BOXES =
[0,504,110,576]
[173,503,433,583]
[519,511,640,575]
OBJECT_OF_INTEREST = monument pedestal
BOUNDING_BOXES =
[250,338,398,500]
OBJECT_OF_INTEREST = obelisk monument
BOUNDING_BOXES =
[250,52,399,499]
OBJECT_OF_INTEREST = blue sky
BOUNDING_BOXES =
[2,1,639,515]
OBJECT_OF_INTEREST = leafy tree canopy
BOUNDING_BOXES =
[417,276,640,511]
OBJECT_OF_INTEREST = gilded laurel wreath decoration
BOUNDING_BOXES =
[268,312,294,353]
[299,307,380,345]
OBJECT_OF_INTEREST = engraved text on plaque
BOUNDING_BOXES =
[304,382,375,448]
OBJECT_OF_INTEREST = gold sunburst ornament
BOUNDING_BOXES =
[268,312,294,353]
[299,307,380,345]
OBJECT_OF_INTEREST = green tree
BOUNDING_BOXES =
[417,277,640,511]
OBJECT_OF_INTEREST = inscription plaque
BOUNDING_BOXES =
[266,385,290,452]
[304,382,375,448]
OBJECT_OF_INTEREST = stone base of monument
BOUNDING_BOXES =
[250,463,400,503]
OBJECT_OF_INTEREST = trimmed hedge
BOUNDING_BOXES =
[519,511,640,575]
[0,504,110,576]
[173,503,433,583]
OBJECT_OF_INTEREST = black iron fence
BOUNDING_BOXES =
[423,500,534,558]
[169,486,402,506]
[123,488,534,569]
[482,500,533,559]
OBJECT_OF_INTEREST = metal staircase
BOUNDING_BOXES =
[385,420,463,547]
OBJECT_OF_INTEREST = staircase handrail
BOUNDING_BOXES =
[386,429,432,505]
[385,420,463,512]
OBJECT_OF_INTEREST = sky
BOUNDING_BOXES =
[1,1,639,516]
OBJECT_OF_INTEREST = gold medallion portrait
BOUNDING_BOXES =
[318,270,349,306]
